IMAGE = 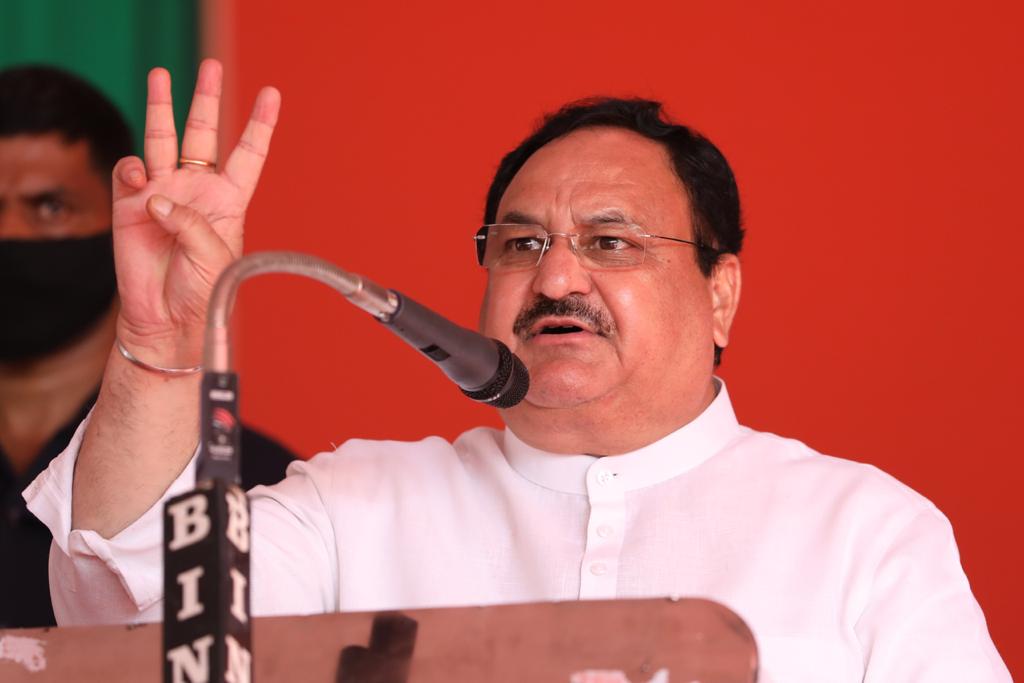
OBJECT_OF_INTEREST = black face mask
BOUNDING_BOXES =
[0,232,117,362]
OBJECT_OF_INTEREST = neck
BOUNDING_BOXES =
[0,302,117,475]
[501,378,718,455]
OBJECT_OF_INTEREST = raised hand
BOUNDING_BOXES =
[110,59,280,367]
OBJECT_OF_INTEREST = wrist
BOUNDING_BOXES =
[116,339,202,376]
[115,319,205,371]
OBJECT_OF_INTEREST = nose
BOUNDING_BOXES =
[531,233,592,300]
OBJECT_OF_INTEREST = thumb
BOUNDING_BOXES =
[113,156,147,203]
[146,195,233,262]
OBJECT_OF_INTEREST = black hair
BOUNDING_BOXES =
[484,97,744,365]
[0,65,134,176]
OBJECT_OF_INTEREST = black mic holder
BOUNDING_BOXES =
[163,370,252,683]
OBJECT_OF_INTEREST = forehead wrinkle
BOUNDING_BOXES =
[0,137,104,189]
[568,174,690,239]
[566,183,650,229]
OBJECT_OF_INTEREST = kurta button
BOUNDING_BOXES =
[596,470,613,485]
[590,562,608,576]
[597,524,614,538]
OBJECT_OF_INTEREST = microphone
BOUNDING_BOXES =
[379,291,530,409]
[202,252,531,411]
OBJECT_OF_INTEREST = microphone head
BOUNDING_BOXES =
[460,340,530,409]
[494,352,530,408]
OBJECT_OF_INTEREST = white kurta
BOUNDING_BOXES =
[24,383,1010,682]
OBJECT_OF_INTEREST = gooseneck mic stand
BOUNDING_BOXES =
[160,252,530,683]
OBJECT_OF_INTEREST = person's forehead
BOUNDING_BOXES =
[496,126,690,227]
[0,133,103,194]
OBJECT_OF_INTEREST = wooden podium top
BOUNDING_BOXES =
[0,597,758,682]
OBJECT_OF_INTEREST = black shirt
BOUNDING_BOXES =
[0,392,296,628]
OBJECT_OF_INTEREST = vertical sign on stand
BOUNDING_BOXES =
[162,372,252,683]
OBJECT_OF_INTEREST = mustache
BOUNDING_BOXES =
[512,295,616,338]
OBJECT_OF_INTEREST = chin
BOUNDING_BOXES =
[520,361,611,409]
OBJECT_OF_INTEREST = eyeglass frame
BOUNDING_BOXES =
[473,222,719,270]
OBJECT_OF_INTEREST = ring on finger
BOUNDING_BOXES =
[178,157,217,170]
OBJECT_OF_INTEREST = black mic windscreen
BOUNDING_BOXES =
[460,340,530,408]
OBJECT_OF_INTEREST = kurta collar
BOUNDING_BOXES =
[503,379,741,495]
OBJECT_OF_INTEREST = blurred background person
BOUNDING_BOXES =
[0,65,295,628]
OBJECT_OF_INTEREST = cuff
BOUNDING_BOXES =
[23,412,199,614]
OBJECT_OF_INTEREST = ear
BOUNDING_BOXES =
[709,254,741,350]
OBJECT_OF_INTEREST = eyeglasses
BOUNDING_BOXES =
[474,222,714,271]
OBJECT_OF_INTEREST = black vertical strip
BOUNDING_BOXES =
[197,371,241,485]
[163,480,252,683]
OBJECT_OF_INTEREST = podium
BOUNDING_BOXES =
[0,597,758,681]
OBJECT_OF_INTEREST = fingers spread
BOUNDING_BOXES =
[144,68,178,179]
[113,157,148,202]
[180,59,223,169]
[223,86,282,200]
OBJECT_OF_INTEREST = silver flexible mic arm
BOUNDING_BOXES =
[198,250,530,483]
[204,251,399,373]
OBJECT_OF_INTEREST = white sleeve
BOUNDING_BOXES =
[23,416,340,625]
[23,414,198,626]
[857,507,1011,681]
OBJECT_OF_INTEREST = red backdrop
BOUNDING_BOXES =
[207,0,1022,673]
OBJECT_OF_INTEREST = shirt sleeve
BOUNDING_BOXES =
[23,415,339,626]
[856,506,1011,681]
[22,414,198,625]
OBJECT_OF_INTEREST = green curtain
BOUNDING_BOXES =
[0,0,199,155]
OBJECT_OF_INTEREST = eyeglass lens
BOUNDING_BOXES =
[481,224,648,270]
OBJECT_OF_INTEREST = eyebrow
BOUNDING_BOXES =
[496,210,542,225]
[582,209,636,225]
[495,208,639,227]
[20,188,69,204]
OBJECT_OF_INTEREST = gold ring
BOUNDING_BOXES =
[178,157,216,170]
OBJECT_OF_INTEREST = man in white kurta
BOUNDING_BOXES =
[24,62,1010,681]
[26,381,1009,680]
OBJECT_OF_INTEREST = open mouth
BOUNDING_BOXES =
[513,296,614,340]
[539,325,585,335]
[526,317,596,339]
[520,311,606,339]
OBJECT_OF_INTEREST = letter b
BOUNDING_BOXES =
[167,494,211,551]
